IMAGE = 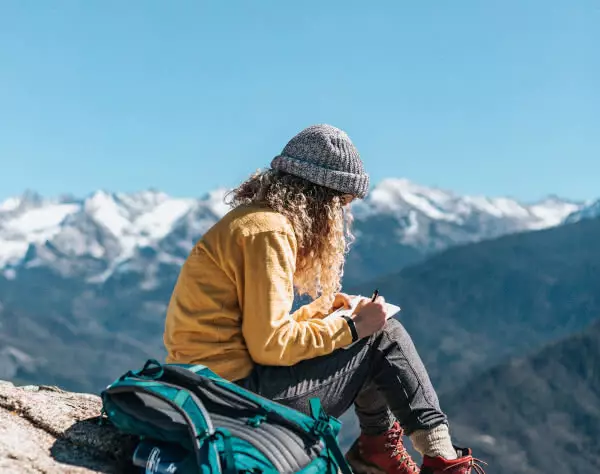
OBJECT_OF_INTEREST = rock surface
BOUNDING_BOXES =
[0,381,136,473]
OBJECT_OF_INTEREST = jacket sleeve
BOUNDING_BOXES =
[290,296,328,322]
[240,230,353,366]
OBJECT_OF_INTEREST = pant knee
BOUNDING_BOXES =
[382,317,409,338]
[378,318,420,359]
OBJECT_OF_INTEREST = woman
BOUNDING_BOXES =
[164,124,485,474]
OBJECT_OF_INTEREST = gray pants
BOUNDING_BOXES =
[236,319,447,435]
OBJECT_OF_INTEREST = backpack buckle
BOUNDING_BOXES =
[246,414,267,427]
[312,418,332,436]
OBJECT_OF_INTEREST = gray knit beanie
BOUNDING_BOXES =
[270,124,370,199]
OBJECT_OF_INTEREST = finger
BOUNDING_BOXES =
[339,293,352,309]
[352,298,369,314]
[375,295,385,305]
[332,294,351,310]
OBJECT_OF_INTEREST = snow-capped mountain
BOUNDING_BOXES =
[563,199,600,224]
[0,179,586,285]
[0,188,229,278]
[352,179,582,251]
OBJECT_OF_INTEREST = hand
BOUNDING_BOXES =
[330,293,352,312]
[352,296,387,339]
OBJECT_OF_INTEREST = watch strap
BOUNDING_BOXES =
[341,315,359,342]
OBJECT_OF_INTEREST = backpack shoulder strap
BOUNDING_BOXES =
[309,398,353,474]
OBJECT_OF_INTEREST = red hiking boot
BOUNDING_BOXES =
[345,421,420,473]
[420,447,486,474]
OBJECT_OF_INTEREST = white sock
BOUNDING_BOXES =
[410,424,458,460]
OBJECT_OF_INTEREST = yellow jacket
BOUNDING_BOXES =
[163,204,353,381]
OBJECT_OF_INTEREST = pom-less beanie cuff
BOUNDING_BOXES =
[271,154,370,199]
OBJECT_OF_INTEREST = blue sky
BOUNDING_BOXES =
[0,1,598,202]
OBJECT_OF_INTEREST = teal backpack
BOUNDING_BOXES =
[100,359,353,474]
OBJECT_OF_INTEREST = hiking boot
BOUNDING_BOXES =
[345,421,420,474]
[420,447,486,474]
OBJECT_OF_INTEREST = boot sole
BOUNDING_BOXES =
[345,441,387,474]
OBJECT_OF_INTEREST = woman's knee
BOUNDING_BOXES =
[382,317,408,337]
[379,318,418,348]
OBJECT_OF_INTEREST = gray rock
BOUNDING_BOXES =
[0,381,137,473]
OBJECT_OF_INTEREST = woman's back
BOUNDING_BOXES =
[163,203,299,380]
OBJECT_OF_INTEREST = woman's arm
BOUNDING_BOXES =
[291,293,353,321]
[240,230,353,366]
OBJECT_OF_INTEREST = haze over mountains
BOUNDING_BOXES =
[1,178,599,473]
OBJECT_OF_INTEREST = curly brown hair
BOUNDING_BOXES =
[225,169,355,309]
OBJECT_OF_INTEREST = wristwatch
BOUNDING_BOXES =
[341,315,359,342]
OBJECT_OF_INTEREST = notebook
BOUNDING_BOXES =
[326,295,401,321]
[324,295,400,349]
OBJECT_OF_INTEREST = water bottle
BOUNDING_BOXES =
[132,440,194,474]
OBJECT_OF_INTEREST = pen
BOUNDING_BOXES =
[371,289,379,302]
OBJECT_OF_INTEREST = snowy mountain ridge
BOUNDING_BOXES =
[563,198,600,224]
[353,178,580,227]
[0,179,591,284]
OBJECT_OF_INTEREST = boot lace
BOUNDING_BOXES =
[441,456,487,473]
[384,426,420,473]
